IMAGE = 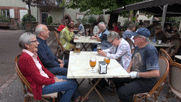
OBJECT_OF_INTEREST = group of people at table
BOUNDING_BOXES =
[18,20,162,102]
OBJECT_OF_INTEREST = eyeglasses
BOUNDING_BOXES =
[30,40,38,43]
[110,39,115,44]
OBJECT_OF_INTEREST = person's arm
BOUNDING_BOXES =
[126,60,132,73]
[139,70,160,78]
[98,46,113,56]
[96,34,101,41]
[37,44,60,68]
[19,55,55,85]
[106,44,129,59]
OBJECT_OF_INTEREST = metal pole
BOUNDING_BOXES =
[161,4,168,31]
[28,3,33,33]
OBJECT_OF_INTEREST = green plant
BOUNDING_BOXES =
[47,16,53,25]
[81,17,87,24]
[88,16,96,25]
[0,14,10,22]
[22,14,36,26]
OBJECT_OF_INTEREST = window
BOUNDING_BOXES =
[1,9,10,17]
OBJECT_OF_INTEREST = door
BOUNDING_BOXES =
[41,12,48,25]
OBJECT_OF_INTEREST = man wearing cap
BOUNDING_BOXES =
[155,25,167,43]
[112,28,160,102]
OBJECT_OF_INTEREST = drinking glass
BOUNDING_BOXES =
[104,57,110,65]
[75,44,81,54]
[90,57,96,72]
[97,45,102,52]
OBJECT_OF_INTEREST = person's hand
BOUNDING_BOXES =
[54,77,66,82]
[98,50,107,56]
[58,59,64,64]
[60,63,64,68]
[129,71,139,79]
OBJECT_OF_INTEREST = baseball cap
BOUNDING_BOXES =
[134,28,151,38]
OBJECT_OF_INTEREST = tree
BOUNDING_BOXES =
[65,0,143,15]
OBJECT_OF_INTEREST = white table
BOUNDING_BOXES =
[74,35,101,51]
[67,51,130,102]
[175,55,181,60]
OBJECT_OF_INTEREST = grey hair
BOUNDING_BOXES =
[98,22,106,30]
[139,35,149,42]
[107,31,120,41]
[19,32,36,49]
[35,25,45,35]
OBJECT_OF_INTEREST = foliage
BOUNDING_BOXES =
[50,19,61,25]
[47,16,53,25]
[0,14,10,22]
[65,0,143,15]
[122,19,129,30]
[166,17,181,28]
[88,16,96,25]
[80,17,88,24]
[22,14,36,26]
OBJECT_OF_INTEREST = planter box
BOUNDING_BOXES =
[47,25,59,31]
[25,21,38,32]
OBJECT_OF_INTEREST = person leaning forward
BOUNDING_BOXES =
[35,24,68,76]
[111,28,160,102]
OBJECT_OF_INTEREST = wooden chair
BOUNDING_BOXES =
[159,48,174,64]
[54,31,70,60]
[125,37,135,54]
[164,62,181,101]
[15,55,58,102]
[134,56,169,102]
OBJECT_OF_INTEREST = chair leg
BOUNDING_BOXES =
[24,96,28,102]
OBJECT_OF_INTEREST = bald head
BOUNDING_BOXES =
[35,24,50,40]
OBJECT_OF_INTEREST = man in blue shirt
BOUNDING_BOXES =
[35,24,67,76]
[122,22,137,42]
[92,22,112,51]
[112,28,160,102]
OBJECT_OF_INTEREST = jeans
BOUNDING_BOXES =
[63,60,68,68]
[111,78,156,102]
[47,67,67,76]
[42,76,80,102]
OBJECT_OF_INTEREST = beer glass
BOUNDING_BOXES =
[104,57,110,65]
[97,45,102,52]
[75,44,81,54]
[90,57,96,72]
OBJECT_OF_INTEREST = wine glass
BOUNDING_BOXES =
[104,57,110,66]
[90,57,96,72]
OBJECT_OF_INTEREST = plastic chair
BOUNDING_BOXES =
[134,56,169,102]
[164,62,181,101]
[15,55,58,102]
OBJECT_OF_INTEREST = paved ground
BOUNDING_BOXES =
[0,30,180,102]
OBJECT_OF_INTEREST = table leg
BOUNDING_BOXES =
[81,43,87,51]
[78,78,85,87]
[81,78,105,102]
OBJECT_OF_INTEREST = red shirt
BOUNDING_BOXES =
[112,26,120,32]
[18,52,55,100]
[58,25,65,32]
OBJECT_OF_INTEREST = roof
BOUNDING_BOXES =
[105,0,181,17]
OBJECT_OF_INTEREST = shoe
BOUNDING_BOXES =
[75,96,89,102]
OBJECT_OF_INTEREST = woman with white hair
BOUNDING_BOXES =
[98,31,132,70]
[18,32,88,102]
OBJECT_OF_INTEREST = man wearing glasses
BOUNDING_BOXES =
[111,28,160,102]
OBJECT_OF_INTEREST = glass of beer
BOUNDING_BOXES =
[76,44,81,54]
[97,44,102,52]
[104,57,110,65]
[90,57,96,72]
